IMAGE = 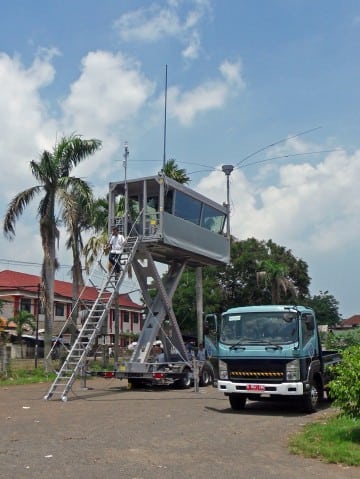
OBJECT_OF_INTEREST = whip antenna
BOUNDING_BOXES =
[162,64,168,171]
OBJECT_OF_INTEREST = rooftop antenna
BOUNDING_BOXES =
[162,64,168,171]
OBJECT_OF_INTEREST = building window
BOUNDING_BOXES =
[133,313,139,324]
[20,298,32,313]
[55,303,65,317]
[123,311,129,323]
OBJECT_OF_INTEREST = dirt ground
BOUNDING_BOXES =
[1,378,359,479]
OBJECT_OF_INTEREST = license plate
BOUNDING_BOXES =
[246,384,265,392]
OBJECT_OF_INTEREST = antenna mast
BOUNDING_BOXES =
[162,64,168,171]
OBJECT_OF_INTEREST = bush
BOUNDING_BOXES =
[329,345,360,417]
[325,328,360,351]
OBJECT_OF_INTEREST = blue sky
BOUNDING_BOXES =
[1,0,360,318]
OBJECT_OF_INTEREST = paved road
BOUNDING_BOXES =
[1,379,358,479]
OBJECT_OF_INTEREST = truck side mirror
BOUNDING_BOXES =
[204,314,218,338]
[304,314,315,331]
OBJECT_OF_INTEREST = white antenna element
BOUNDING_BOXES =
[162,64,168,171]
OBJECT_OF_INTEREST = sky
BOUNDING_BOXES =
[0,0,359,318]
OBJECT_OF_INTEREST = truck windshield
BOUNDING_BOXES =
[220,311,298,345]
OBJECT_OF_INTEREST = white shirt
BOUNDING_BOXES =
[109,233,125,254]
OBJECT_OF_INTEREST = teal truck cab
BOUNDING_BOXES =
[205,305,341,412]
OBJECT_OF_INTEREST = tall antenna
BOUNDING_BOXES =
[162,64,168,171]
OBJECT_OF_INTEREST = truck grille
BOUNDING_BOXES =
[228,359,286,382]
[229,370,284,381]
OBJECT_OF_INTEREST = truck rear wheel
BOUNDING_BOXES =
[229,394,247,410]
[176,368,192,389]
[200,364,214,387]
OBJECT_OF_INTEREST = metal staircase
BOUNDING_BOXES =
[44,236,139,401]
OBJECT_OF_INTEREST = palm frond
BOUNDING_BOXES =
[3,186,42,239]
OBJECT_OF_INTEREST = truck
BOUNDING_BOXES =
[205,305,341,412]
[116,342,215,389]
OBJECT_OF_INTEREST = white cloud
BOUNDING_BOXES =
[114,0,211,60]
[61,51,154,136]
[166,60,245,125]
[0,50,59,199]
[60,50,155,180]
[219,60,245,88]
[196,148,360,259]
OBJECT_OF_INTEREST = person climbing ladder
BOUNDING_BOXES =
[108,226,125,276]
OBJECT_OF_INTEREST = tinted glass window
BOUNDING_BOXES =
[201,204,226,233]
[174,191,202,225]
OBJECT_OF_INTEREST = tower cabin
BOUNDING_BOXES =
[108,173,230,267]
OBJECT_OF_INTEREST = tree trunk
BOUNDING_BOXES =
[41,221,56,372]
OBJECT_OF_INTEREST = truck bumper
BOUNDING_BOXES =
[218,380,304,396]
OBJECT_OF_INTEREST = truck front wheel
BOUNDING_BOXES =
[229,394,247,410]
[302,380,320,413]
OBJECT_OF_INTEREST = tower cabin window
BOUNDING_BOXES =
[173,190,226,234]
[174,191,202,225]
[201,204,226,234]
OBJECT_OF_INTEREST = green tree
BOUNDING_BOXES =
[163,159,190,184]
[61,184,95,340]
[329,345,360,417]
[219,238,310,307]
[8,310,36,358]
[83,194,122,273]
[3,134,101,366]
[304,291,341,326]
[172,266,223,333]
[256,259,297,304]
[172,237,312,332]
[325,328,360,351]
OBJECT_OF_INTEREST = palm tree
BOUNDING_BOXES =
[8,310,36,358]
[256,259,297,304]
[163,159,190,184]
[60,184,95,340]
[3,134,101,367]
[82,195,111,273]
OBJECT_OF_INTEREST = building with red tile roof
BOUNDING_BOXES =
[0,270,143,346]
[341,315,360,328]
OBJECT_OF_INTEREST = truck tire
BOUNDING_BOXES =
[128,379,144,389]
[199,364,214,387]
[176,368,192,389]
[229,394,247,410]
[302,380,320,413]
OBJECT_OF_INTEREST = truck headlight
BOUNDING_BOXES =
[286,359,300,381]
[219,359,228,380]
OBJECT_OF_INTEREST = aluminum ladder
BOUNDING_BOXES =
[44,236,139,401]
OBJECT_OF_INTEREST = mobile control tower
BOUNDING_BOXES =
[109,173,230,387]
[45,172,230,400]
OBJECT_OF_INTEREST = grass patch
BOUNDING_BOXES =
[289,414,360,466]
[0,368,57,386]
